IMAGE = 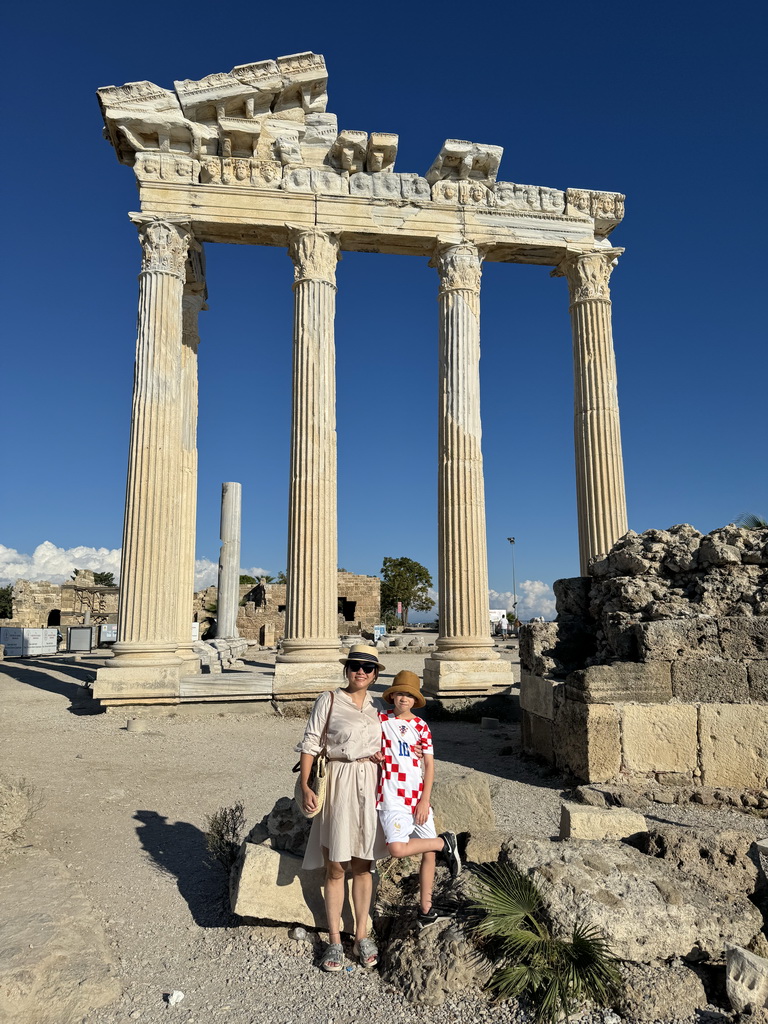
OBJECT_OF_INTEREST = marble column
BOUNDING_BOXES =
[217,482,242,639]
[423,240,513,697]
[176,244,206,670]
[555,249,628,575]
[273,227,342,697]
[93,215,192,698]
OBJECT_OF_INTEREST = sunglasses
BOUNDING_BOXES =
[347,661,377,674]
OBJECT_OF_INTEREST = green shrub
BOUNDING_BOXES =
[471,863,621,1022]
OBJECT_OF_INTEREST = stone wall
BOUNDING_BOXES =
[0,573,119,629]
[192,571,381,642]
[520,525,768,788]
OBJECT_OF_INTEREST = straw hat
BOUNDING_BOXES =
[381,670,426,709]
[339,643,386,672]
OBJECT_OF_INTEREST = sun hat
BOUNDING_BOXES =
[381,670,426,709]
[340,643,386,672]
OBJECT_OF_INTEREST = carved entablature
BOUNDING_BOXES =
[98,54,624,239]
[565,189,625,237]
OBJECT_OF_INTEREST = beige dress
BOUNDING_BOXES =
[297,687,388,870]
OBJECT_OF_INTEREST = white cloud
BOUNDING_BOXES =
[488,580,556,621]
[0,542,122,586]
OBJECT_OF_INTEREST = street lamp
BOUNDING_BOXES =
[506,537,517,626]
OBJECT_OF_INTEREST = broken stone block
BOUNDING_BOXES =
[727,945,768,1013]
[622,705,698,773]
[634,618,720,661]
[671,659,749,702]
[521,710,554,761]
[617,962,707,1022]
[518,621,559,675]
[559,801,647,841]
[566,661,672,704]
[700,704,768,788]
[748,660,768,701]
[463,829,505,864]
[230,839,359,931]
[432,771,495,835]
[719,617,768,660]
[519,671,561,719]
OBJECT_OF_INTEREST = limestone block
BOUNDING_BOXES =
[91,663,181,699]
[0,849,120,1024]
[700,704,768,788]
[558,801,647,840]
[719,616,768,660]
[634,618,720,661]
[230,840,359,931]
[463,830,505,864]
[431,772,495,835]
[748,660,768,701]
[553,700,621,782]
[637,826,762,899]
[727,945,768,1013]
[566,662,672,704]
[672,659,749,702]
[422,658,513,697]
[503,837,763,963]
[617,962,707,1022]
[518,622,559,675]
[621,704,698,773]
[519,671,561,720]
[553,576,592,618]
[521,711,554,762]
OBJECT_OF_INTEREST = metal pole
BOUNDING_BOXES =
[507,537,517,627]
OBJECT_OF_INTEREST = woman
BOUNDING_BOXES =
[297,643,388,972]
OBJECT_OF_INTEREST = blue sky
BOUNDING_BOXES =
[2,1,766,620]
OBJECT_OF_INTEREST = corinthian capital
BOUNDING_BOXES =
[430,240,484,294]
[555,248,623,302]
[130,214,193,278]
[287,227,340,285]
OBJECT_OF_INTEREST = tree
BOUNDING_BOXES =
[239,575,257,585]
[93,572,115,587]
[0,585,12,619]
[275,571,287,584]
[380,556,434,627]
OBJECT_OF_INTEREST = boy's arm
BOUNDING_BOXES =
[414,753,434,825]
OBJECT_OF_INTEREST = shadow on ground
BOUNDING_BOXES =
[134,809,234,928]
[0,658,100,713]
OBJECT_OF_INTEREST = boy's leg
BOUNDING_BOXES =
[419,851,436,913]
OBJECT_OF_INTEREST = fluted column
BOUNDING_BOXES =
[95,215,192,698]
[273,227,342,697]
[424,240,512,696]
[176,244,206,668]
[555,249,628,575]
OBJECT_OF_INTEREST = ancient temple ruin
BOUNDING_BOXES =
[94,52,628,701]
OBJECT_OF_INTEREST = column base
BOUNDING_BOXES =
[176,644,202,674]
[423,656,515,697]
[278,638,341,663]
[272,660,343,699]
[92,662,182,700]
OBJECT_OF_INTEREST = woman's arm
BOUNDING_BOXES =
[299,750,318,814]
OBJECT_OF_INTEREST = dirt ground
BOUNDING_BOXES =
[0,648,761,1024]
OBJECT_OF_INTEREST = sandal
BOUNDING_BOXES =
[353,937,378,968]
[320,942,344,973]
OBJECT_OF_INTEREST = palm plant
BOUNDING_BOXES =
[471,863,621,1023]
[735,513,768,529]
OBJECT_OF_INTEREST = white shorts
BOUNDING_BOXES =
[379,808,437,845]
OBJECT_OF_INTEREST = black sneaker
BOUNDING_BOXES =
[417,907,450,931]
[438,831,461,878]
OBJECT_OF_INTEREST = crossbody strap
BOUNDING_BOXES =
[319,691,335,756]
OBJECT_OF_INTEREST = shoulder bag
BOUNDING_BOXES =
[292,691,334,819]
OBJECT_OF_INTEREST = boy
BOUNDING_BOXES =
[376,670,462,929]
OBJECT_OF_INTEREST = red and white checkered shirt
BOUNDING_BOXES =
[376,712,433,811]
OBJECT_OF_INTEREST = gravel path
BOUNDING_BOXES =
[0,646,761,1024]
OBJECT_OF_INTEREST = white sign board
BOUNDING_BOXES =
[100,624,118,643]
[489,609,507,623]
[373,624,386,642]
[68,626,93,652]
[191,622,200,641]
[0,628,57,656]
[0,627,24,657]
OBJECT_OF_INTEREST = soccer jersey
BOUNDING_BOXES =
[376,711,433,811]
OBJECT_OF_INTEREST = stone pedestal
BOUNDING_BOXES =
[94,216,192,699]
[423,241,513,697]
[176,245,206,671]
[273,228,342,697]
[217,482,242,639]
[555,249,628,575]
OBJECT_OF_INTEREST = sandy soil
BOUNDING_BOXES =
[0,646,761,1024]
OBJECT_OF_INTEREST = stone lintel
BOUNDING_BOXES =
[136,182,597,261]
[422,658,514,697]
[92,663,182,699]
[272,660,342,699]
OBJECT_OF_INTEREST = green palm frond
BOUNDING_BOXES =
[735,513,768,529]
[471,863,621,1022]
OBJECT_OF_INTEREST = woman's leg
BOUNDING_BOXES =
[322,849,346,947]
[349,857,373,943]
